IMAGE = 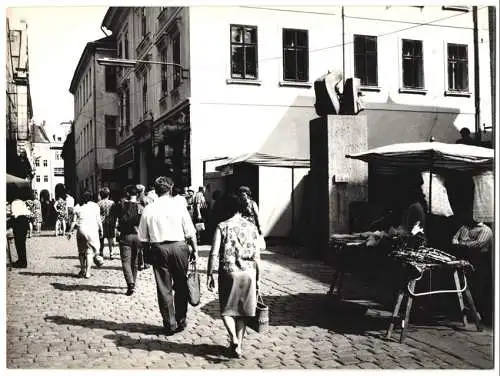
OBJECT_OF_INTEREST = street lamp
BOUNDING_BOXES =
[96,57,189,79]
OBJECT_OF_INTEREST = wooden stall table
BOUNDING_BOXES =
[328,235,483,343]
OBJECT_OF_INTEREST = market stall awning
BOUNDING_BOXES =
[215,152,310,171]
[346,142,494,172]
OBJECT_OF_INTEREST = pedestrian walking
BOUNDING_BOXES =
[97,187,116,259]
[114,185,143,296]
[31,194,42,235]
[8,187,33,268]
[67,191,103,278]
[207,194,263,358]
[54,184,69,236]
[138,176,199,335]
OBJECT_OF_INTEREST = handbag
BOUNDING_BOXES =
[187,261,201,306]
[195,222,205,232]
[247,294,269,333]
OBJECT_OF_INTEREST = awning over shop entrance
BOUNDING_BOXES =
[215,152,310,171]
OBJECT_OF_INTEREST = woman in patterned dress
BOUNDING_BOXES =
[97,187,116,259]
[31,195,42,234]
[207,194,264,358]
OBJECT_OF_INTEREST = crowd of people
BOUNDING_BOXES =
[7,178,265,358]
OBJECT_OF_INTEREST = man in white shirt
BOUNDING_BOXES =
[138,176,198,335]
[9,189,33,268]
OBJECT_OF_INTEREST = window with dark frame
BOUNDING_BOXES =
[402,39,424,89]
[354,34,378,86]
[36,175,40,182]
[43,159,47,167]
[43,175,48,183]
[447,43,468,91]
[105,66,117,92]
[105,115,117,148]
[35,159,39,167]
[172,33,181,88]
[141,8,147,38]
[230,25,258,79]
[142,72,148,114]
[161,48,168,96]
[283,28,309,82]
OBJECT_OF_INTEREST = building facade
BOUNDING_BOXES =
[30,123,68,199]
[69,36,119,198]
[101,5,494,190]
[6,16,34,179]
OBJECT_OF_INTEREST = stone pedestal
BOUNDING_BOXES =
[309,115,369,259]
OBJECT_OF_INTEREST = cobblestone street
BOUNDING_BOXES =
[6,232,495,369]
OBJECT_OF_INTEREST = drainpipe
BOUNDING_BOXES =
[489,6,496,148]
[93,54,98,192]
[473,6,481,142]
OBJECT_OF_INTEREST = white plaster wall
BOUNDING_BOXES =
[189,6,342,187]
[258,166,309,237]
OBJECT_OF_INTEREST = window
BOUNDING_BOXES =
[141,8,147,38]
[230,25,258,79]
[283,29,309,82]
[447,43,468,92]
[54,167,64,176]
[402,39,424,89]
[43,159,48,167]
[354,35,378,86]
[36,175,40,182]
[35,159,40,167]
[57,137,62,142]
[105,66,117,92]
[142,72,148,114]
[161,48,168,96]
[43,175,48,182]
[105,115,117,148]
[172,33,181,88]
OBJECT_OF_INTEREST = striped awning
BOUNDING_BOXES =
[346,142,494,173]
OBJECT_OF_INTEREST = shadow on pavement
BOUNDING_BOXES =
[259,252,333,285]
[97,265,123,271]
[19,271,79,278]
[51,256,79,260]
[44,315,164,335]
[51,282,124,295]
[103,333,234,363]
[201,293,391,334]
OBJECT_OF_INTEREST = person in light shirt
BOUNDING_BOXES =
[67,191,103,278]
[138,176,199,335]
[9,187,33,268]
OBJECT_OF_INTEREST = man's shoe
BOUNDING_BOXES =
[163,327,178,336]
[176,320,187,333]
[126,284,135,296]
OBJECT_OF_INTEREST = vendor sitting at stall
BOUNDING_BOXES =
[451,214,493,323]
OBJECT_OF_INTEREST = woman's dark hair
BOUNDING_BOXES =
[124,185,138,198]
[40,189,50,202]
[55,183,67,200]
[80,191,93,205]
[99,187,110,199]
[224,194,247,218]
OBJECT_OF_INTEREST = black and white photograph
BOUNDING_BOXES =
[3,1,498,372]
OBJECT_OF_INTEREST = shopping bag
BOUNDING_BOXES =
[247,295,269,333]
[187,261,201,306]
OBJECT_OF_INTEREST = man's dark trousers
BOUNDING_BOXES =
[13,215,30,267]
[150,241,190,331]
